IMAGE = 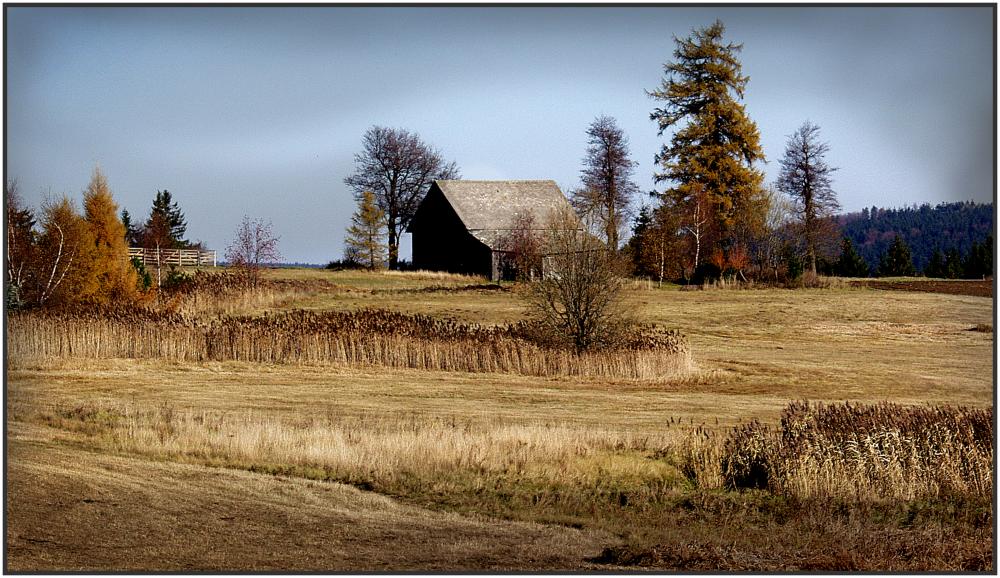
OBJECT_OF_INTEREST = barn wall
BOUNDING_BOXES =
[410,187,493,277]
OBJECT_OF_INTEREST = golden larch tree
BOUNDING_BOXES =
[82,167,139,302]
[344,190,388,270]
[649,20,767,269]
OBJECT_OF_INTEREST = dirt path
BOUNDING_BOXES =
[853,279,992,298]
[5,424,613,572]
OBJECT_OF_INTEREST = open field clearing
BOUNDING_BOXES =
[6,424,611,572]
[6,269,994,571]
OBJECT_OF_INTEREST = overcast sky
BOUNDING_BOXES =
[6,6,994,264]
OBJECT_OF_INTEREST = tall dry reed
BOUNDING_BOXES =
[8,308,692,380]
[161,270,321,317]
[679,401,993,501]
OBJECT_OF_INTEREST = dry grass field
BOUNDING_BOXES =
[5,268,994,571]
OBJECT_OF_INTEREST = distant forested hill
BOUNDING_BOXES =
[837,201,993,273]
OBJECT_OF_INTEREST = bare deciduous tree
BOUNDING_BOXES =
[777,121,840,275]
[755,187,795,282]
[344,126,460,269]
[572,115,638,252]
[524,207,631,353]
[225,216,281,287]
[497,212,543,281]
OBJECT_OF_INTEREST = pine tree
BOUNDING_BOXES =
[344,191,388,270]
[963,236,993,279]
[626,206,654,277]
[648,20,766,255]
[923,248,946,278]
[877,235,916,277]
[835,237,868,278]
[777,121,840,275]
[120,209,139,246]
[147,190,188,248]
[82,167,139,302]
[944,248,964,279]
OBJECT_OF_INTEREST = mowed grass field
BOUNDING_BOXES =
[5,268,994,571]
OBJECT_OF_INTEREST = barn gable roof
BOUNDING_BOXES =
[428,180,575,250]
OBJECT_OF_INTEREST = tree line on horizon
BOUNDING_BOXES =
[838,201,993,277]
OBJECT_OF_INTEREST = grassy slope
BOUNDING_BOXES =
[6,268,994,570]
[6,424,612,572]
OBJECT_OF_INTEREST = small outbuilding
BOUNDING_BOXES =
[407,180,576,280]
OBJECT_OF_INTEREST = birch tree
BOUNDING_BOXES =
[33,196,94,306]
[5,179,35,306]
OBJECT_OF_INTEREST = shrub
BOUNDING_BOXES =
[162,265,192,291]
[325,259,365,271]
[524,206,632,353]
[130,257,153,291]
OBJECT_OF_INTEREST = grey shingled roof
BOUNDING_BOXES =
[434,180,575,250]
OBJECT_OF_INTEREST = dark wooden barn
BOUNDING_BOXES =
[407,180,575,280]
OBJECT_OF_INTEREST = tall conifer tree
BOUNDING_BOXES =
[877,235,916,277]
[835,237,869,278]
[146,190,188,248]
[344,191,388,270]
[83,167,138,302]
[648,20,765,260]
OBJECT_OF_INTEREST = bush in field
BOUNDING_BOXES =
[524,206,632,353]
[225,216,281,287]
[130,257,153,291]
[162,265,192,291]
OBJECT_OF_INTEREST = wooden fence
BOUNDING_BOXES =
[128,247,217,267]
